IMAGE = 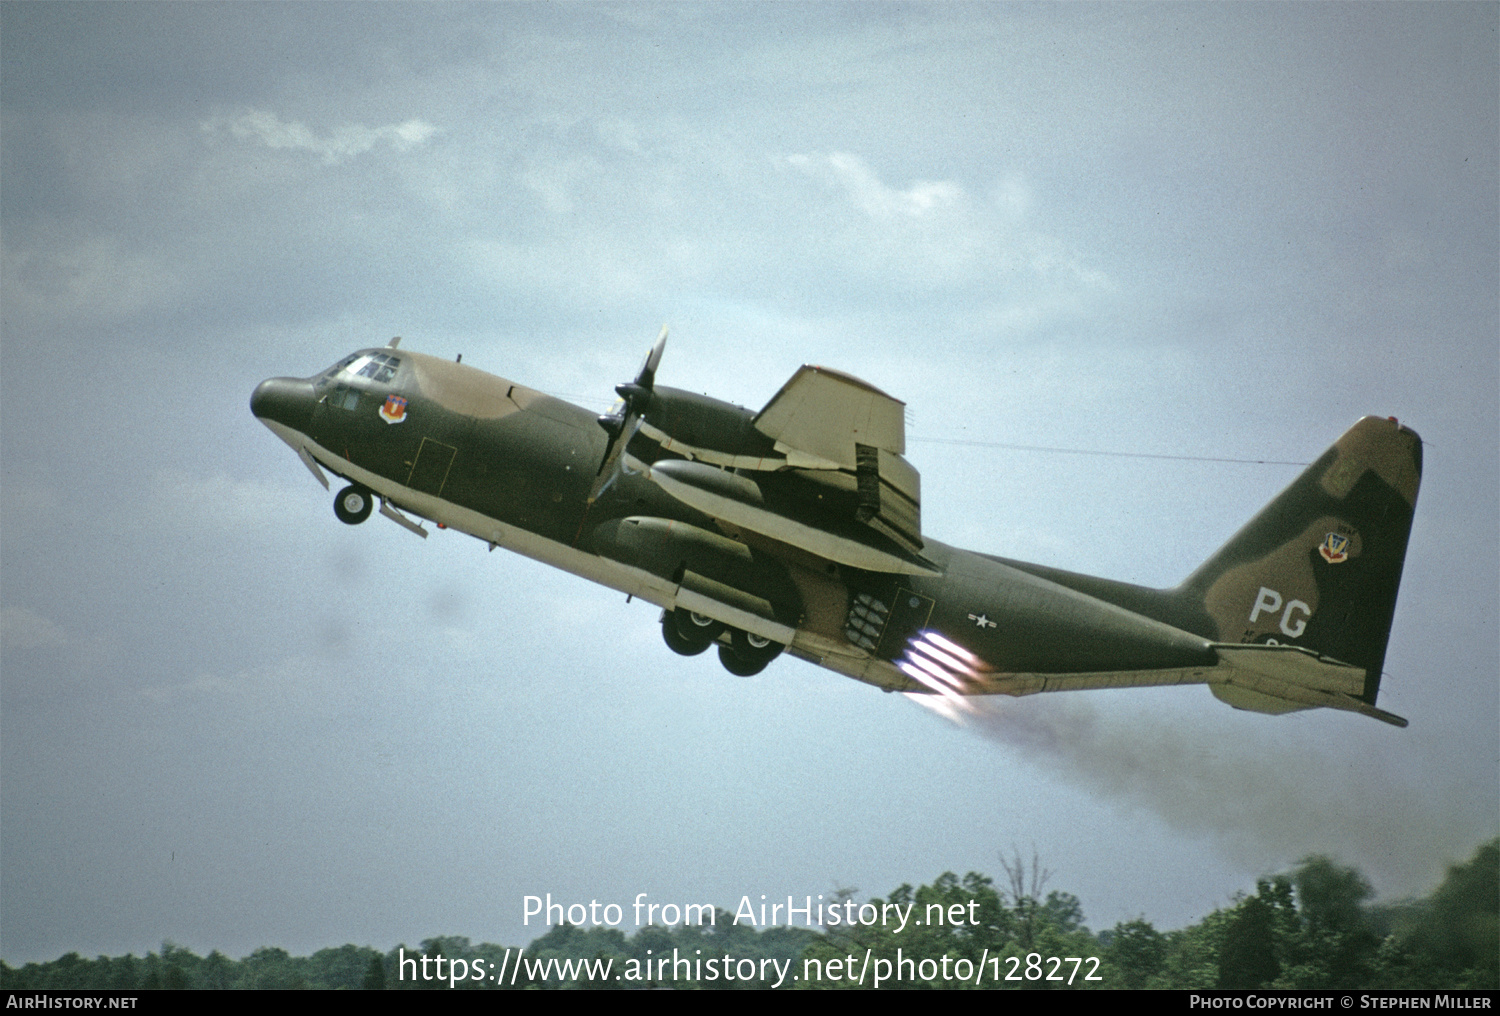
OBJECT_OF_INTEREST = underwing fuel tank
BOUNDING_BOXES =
[648,459,940,577]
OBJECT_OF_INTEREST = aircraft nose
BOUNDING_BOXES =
[251,377,315,432]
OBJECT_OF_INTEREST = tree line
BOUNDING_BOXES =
[3,838,1493,990]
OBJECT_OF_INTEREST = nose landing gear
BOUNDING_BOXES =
[333,484,374,525]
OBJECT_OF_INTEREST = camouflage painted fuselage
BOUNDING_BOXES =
[252,346,1420,725]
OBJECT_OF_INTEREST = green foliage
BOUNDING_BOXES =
[1149,909,1229,990]
[1104,918,1166,989]
[1218,893,1281,988]
[2,838,1493,990]
[1371,837,1500,989]
[202,950,233,990]
[362,953,386,990]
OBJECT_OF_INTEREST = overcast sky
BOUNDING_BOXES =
[2,3,1496,966]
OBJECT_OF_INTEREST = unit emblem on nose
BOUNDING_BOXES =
[380,394,408,424]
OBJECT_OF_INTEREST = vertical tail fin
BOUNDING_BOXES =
[1181,416,1421,707]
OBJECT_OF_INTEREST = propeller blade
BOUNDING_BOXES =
[588,326,668,504]
[638,325,667,390]
[588,415,642,503]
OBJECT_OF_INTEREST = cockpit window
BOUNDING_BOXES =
[313,350,399,410]
[316,354,359,390]
[324,384,360,411]
[355,352,401,383]
[315,351,402,392]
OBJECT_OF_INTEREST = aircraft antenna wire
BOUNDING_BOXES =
[910,436,1310,467]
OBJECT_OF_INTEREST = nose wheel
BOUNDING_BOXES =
[334,484,374,525]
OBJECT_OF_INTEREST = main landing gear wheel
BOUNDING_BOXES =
[718,644,767,677]
[718,629,784,677]
[662,614,711,656]
[674,609,725,643]
[732,628,783,666]
[662,609,725,656]
[334,484,374,525]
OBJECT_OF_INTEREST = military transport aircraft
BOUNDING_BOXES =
[251,332,1421,726]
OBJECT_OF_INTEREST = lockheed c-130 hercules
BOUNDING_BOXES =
[251,330,1421,727]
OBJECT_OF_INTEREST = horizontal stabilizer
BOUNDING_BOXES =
[1211,643,1408,727]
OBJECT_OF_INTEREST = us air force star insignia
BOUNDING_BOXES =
[968,613,997,629]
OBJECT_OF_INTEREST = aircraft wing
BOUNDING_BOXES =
[750,366,924,559]
[753,365,906,466]
[632,363,931,574]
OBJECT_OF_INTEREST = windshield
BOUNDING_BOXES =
[316,350,402,387]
